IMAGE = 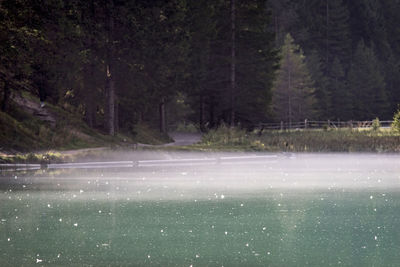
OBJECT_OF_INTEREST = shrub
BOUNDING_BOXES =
[392,110,400,132]
[176,122,198,133]
[201,124,249,146]
[372,117,381,131]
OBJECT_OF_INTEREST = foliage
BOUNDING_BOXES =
[371,118,381,131]
[272,34,316,123]
[132,123,172,145]
[392,109,400,132]
[175,122,199,133]
[269,0,400,121]
[201,124,250,147]
[348,41,388,120]
[2,0,400,153]
[0,93,139,152]
[186,0,279,128]
[198,127,400,152]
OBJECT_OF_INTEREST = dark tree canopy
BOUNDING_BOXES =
[1,0,399,135]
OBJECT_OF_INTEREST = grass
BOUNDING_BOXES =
[132,123,173,145]
[193,125,400,153]
[0,93,173,163]
[3,91,399,163]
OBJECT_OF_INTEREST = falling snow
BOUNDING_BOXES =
[1,152,400,266]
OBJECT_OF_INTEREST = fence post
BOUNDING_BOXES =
[327,119,330,129]
[304,119,308,129]
[280,121,283,131]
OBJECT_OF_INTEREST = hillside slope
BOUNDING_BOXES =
[0,92,133,153]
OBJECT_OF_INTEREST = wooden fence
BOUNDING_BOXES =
[259,120,394,131]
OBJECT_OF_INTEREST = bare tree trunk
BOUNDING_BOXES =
[326,0,329,65]
[105,0,115,136]
[84,70,95,127]
[84,0,96,128]
[138,110,144,123]
[114,101,119,133]
[1,80,10,112]
[159,98,166,133]
[199,95,206,132]
[230,0,236,127]
[84,58,95,127]
[106,67,115,136]
[209,98,215,128]
[288,56,292,128]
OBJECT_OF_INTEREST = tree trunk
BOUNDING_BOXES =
[288,59,292,128]
[84,60,95,127]
[199,95,206,132]
[84,0,96,128]
[209,98,215,128]
[105,0,115,136]
[1,80,10,112]
[230,0,236,127]
[274,15,279,46]
[326,0,329,65]
[159,98,166,133]
[138,110,144,123]
[106,67,115,136]
[85,95,95,128]
[114,101,119,133]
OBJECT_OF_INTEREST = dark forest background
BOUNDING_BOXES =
[1,0,400,136]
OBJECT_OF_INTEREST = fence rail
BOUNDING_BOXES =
[259,120,394,131]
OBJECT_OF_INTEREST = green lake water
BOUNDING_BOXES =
[1,153,400,266]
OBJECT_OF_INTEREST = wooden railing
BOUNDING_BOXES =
[259,120,394,130]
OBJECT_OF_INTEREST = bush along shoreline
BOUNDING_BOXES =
[195,122,400,153]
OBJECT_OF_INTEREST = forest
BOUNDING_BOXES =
[1,0,400,137]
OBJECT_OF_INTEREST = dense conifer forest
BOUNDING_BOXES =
[1,0,400,138]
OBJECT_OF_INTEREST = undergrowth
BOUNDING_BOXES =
[392,109,400,132]
[132,123,173,145]
[0,93,169,156]
[198,125,400,152]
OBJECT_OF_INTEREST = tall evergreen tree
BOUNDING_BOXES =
[322,0,351,69]
[186,0,279,128]
[305,50,329,119]
[348,40,389,119]
[328,57,352,120]
[186,0,218,130]
[272,34,315,124]
[234,0,279,125]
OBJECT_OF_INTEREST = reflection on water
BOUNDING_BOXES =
[1,153,400,266]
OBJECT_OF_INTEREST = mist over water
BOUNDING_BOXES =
[2,152,400,199]
[1,152,400,266]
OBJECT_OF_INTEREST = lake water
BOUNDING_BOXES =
[1,153,400,266]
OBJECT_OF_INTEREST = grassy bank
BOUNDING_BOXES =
[194,125,400,152]
[0,93,171,163]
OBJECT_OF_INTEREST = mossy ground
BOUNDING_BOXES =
[0,93,172,163]
[192,125,400,153]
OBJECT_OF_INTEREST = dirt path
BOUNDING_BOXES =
[0,132,202,163]
[137,132,202,148]
[164,132,202,146]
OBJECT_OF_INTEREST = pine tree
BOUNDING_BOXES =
[305,50,329,119]
[186,0,279,128]
[322,0,351,69]
[348,40,389,120]
[384,52,400,116]
[186,0,218,130]
[328,57,352,120]
[272,34,316,124]
[234,0,279,125]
